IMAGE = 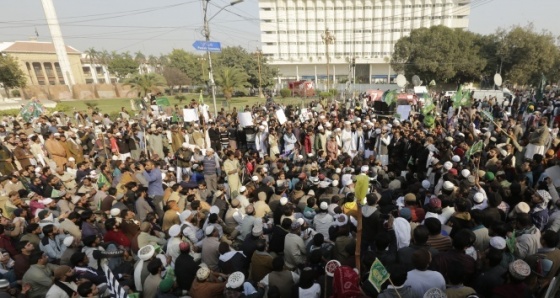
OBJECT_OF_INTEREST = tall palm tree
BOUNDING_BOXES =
[84,47,98,83]
[147,55,158,74]
[215,67,250,100]
[124,73,167,97]
[134,51,147,74]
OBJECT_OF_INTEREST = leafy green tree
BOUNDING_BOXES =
[166,49,204,85]
[215,67,249,100]
[0,55,26,97]
[162,67,190,94]
[108,54,139,80]
[213,46,277,89]
[124,73,167,97]
[495,24,560,85]
[391,25,486,83]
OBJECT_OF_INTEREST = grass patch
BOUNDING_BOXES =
[59,95,311,115]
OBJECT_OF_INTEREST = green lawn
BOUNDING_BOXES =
[58,95,309,115]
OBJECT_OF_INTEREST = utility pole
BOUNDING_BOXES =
[322,28,335,92]
[256,48,263,99]
[201,0,244,117]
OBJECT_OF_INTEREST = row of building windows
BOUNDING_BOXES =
[264,15,456,22]
[266,41,396,45]
[264,28,413,34]
[269,52,393,58]
[261,4,454,11]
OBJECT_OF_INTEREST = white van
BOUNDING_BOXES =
[472,90,506,105]
[444,91,456,97]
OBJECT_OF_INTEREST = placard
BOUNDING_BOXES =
[276,109,287,125]
[545,166,560,188]
[238,112,253,127]
[396,105,411,120]
[151,105,160,116]
[182,109,198,122]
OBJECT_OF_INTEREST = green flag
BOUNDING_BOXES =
[422,93,435,115]
[156,97,170,106]
[199,91,204,105]
[368,258,390,292]
[480,110,494,122]
[453,85,471,108]
[382,90,397,106]
[465,140,484,161]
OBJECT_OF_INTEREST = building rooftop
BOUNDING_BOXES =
[0,41,80,54]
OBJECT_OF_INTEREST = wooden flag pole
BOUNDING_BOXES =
[387,277,402,298]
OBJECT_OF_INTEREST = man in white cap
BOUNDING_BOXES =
[255,125,268,158]
[166,224,183,264]
[200,226,221,271]
[223,151,241,198]
[341,121,353,154]
[134,245,156,292]
[374,126,391,167]
[354,165,370,202]
[44,132,67,169]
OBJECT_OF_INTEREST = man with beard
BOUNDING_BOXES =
[208,121,221,152]
[29,176,45,197]
[389,128,407,173]
[13,139,34,170]
[115,132,132,161]
[22,251,58,298]
[45,265,78,298]
[167,125,183,154]
[140,160,164,217]
[314,125,327,153]
[44,175,65,200]
[0,140,14,176]
[175,142,194,183]
[223,151,241,197]
[119,209,140,248]
[80,210,104,239]
[55,167,76,192]
[146,128,165,159]
[62,132,84,164]
[44,132,67,169]
[341,121,353,155]
[255,125,268,157]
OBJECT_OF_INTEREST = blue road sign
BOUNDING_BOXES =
[192,40,222,52]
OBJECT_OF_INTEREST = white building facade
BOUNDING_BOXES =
[258,0,471,88]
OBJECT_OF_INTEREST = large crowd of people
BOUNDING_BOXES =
[0,89,558,298]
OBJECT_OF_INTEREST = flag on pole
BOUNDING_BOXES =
[480,110,494,122]
[199,91,204,105]
[453,85,471,108]
[465,140,484,161]
[368,258,390,292]
[382,90,397,106]
[102,264,129,298]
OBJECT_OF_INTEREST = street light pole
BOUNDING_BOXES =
[322,28,335,93]
[202,0,244,118]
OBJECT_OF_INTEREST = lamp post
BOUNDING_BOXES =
[202,0,244,118]
[321,28,335,93]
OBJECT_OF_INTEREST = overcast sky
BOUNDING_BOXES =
[0,0,557,56]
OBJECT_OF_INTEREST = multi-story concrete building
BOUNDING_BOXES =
[0,40,86,86]
[258,0,471,87]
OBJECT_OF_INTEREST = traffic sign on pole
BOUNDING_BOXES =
[192,40,222,52]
